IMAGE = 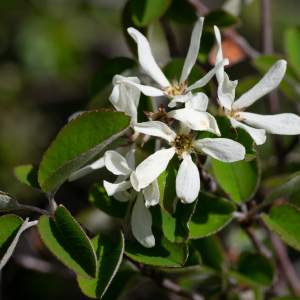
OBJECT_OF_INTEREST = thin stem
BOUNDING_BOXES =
[270,233,300,295]
[160,16,180,59]
[18,205,52,216]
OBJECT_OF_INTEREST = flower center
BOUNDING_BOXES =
[226,108,241,119]
[164,78,187,99]
[171,133,194,156]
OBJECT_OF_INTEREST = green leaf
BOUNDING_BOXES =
[262,171,300,206]
[188,235,226,272]
[165,0,197,25]
[124,226,188,267]
[77,231,124,299]
[101,263,140,300]
[89,184,128,219]
[90,57,137,98]
[38,205,97,279]
[189,192,236,238]
[204,10,240,28]
[122,2,148,57]
[150,199,197,243]
[131,0,173,27]
[163,59,213,96]
[157,155,180,214]
[262,204,300,251]
[229,253,275,287]
[14,164,41,190]
[212,157,260,204]
[197,116,257,161]
[0,215,28,270]
[253,54,300,102]
[38,109,131,195]
[285,27,300,72]
[0,192,20,212]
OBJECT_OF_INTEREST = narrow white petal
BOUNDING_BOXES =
[180,17,204,84]
[143,179,160,208]
[119,79,165,97]
[104,151,133,175]
[127,27,170,88]
[119,85,138,127]
[240,112,300,135]
[134,121,177,142]
[109,85,120,109]
[131,192,155,248]
[176,152,200,204]
[217,73,238,110]
[168,92,193,108]
[68,157,105,181]
[103,180,132,196]
[229,117,266,145]
[186,59,229,92]
[114,191,131,202]
[233,60,287,110]
[134,148,176,190]
[185,93,209,111]
[167,109,221,136]
[193,138,245,162]
[130,171,139,192]
[125,149,136,170]
[214,26,224,83]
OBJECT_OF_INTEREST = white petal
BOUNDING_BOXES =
[186,59,229,92]
[127,28,170,88]
[119,79,165,97]
[185,93,209,111]
[133,148,176,191]
[240,112,300,135]
[229,117,266,145]
[176,152,200,204]
[113,191,131,202]
[180,17,204,84]
[217,73,238,111]
[168,92,193,108]
[125,148,136,170]
[134,121,177,143]
[233,60,287,110]
[167,109,221,136]
[214,26,224,84]
[104,151,133,175]
[109,85,120,109]
[103,180,132,196]
[193,138,245,162]
[143,179,160,208]
[119,85,138,127]
[130,171,139,192]
[131,192,155,248]
[68,157,105,181]
[68,111,85,122]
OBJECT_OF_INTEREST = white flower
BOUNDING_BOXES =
[103,149,159,248]
[119,18,229,108]
[131,121,245,204]
[214,26,300,145]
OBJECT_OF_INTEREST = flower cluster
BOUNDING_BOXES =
[69,17,300,248]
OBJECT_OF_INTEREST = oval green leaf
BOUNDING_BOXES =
[189,192,236,238]
[89,184,128,219]
[157,155,179,214]
[150,199,197,243]
[0,215,28,270]
[262,204,300,251]
[165,0,197,25]
[212,157,260,204]
[131,0,173,27]
[204,10,240,28]
[124,226,188,267]
[0,192,20,212]
[163,59,213,96]
[38,205,97,279]
[262,171,300,206]
[14,165,41,190]
[38,109,131,195]
[229,253,275,287]
[77,230,124,299]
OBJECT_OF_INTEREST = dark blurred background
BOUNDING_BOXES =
[1,0,300,299]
